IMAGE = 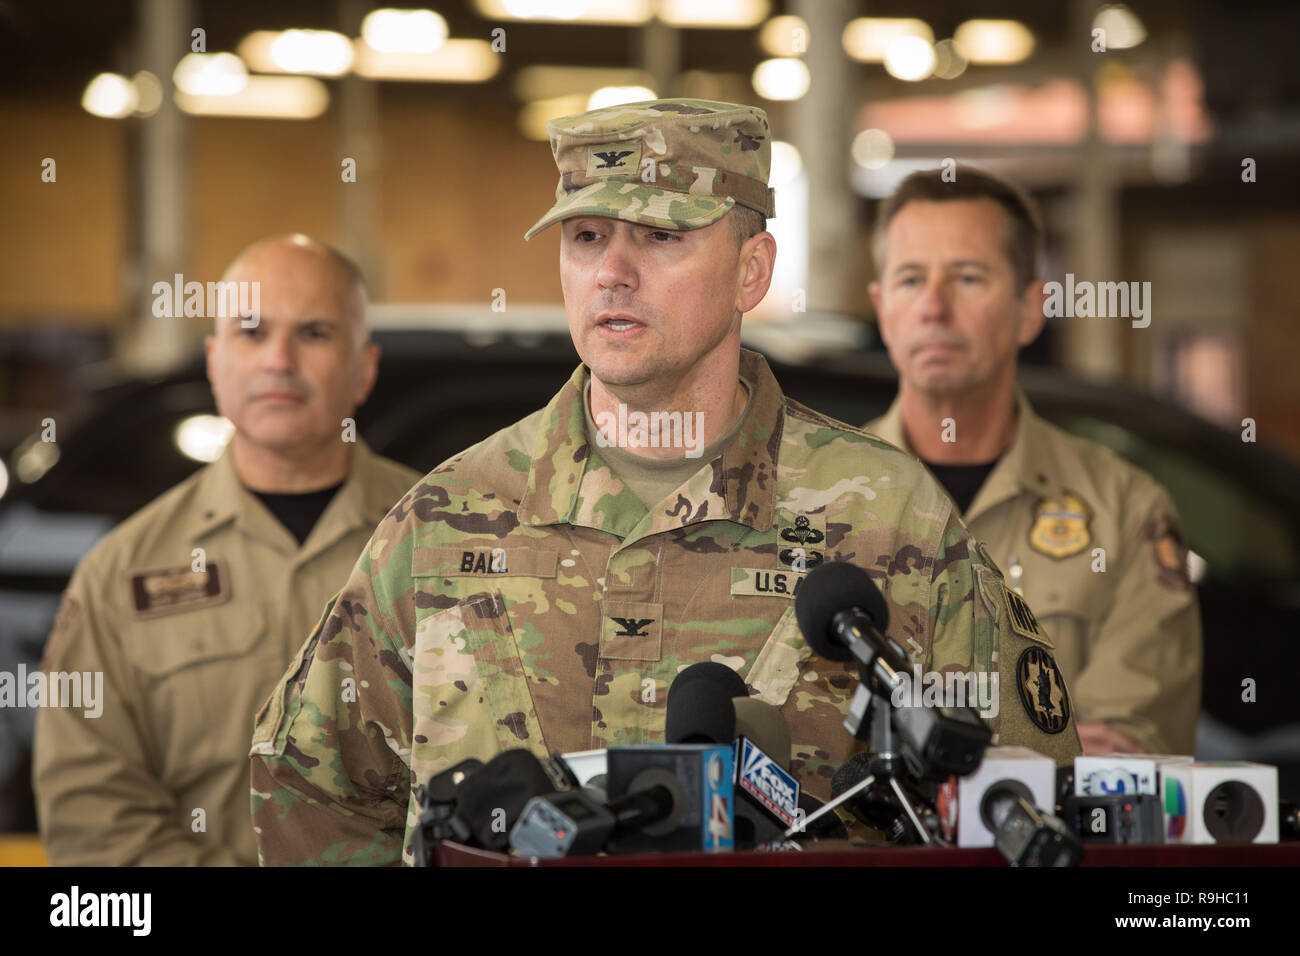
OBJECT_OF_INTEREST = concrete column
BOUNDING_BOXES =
[792,0,857,313]
[123,0,193,371]
[1060,0,1123,380]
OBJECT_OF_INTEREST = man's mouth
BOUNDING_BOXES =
[597,314,643,333]
[253,391,307,402]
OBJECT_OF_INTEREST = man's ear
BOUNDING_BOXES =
[736,231,777,314]
[203,333,217,388]
[1017,281,1047,347]
[355,342,380,406]
[869,281,889,345]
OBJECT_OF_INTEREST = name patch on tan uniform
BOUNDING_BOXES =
[129,563,227,617]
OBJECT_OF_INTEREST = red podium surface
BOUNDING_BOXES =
[433,839,1300,867]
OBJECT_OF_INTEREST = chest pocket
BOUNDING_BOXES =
[744,606,812,707]
[122,597,266,679]
[407,588,547,783]
[119,595,269,777]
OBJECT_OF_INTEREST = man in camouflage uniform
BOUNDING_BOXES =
[34,236,418,864]
[250,101,1080,866]
[865,166,1201,755]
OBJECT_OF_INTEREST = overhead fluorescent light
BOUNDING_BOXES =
[842,18,933,63]
[353,38,500,82]
[659,0,768,28]
[174,75,330,118]
[1093,4,1146,50]
[473,0,651,25]
[82,73,136,118]
[362,8,449,53]
[173,52,248,96]
[759,15,808,57]
[238,30,354,75]
[752,57,809,101]
[953,19,1035,64]
[884,36,936,82]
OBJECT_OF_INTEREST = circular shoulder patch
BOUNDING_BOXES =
[1015,645,1071,734]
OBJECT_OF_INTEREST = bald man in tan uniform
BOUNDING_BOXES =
[866,167,1201,756]
[33,236,419,865]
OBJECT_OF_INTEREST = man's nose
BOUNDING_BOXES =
[259,329,297,371]
[596,229,639,293]
[917,277,952,323]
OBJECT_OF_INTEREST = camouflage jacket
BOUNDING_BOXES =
[250,349,1080,865]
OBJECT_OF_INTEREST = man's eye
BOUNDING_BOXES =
[238,325,263,337]
[898,276,920,287]
[302,326,330,340]
[576,229,600,242]
[958,274,983,285]
[649,231,677,242]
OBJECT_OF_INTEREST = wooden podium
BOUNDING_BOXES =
[433,839,1300,867]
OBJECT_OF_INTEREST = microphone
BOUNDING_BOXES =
[795,560,989,780]
[667,665,830,847]
[411,758,484,865]
[795,561,909,692]
[665,662,746,744]
[509,767,685,859]
[980,783,1083,866]
[830,752,936,844]
[453,749,560,851]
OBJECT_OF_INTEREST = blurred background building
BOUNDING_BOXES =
[1,0,1299,843]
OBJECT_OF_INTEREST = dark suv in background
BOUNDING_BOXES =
[3,327,1298,830]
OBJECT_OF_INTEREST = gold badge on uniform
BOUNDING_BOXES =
[130,563,226,617]
[1028,491,1092,560]
[1146,512,1191,592]
[1016,645,1071,734]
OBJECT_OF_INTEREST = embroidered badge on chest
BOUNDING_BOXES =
[1028,490,1092,559]
[1015,645,1071,734]
[778,514,825,571]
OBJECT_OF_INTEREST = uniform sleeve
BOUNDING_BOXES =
[249,528,414,866]
[1071,490,1202,754]
[928,510,1083,765]
[32,571,241,866]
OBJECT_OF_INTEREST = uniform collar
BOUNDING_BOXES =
[190,437,393,555]
[872,386,1060,521]
[517,347,781,540]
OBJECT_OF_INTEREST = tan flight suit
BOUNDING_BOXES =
[868,389,1202,754]
[33,439,418,865]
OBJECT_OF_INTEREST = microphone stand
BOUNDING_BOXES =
[786,666,939,845]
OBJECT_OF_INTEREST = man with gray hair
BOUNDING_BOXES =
[34,234,418,865]
[866,166,1201,756]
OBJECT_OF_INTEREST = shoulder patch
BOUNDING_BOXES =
[1002,582,1052,648]
[1015,645,1071,734]
[1146,512,1192,591]
[129,562,227,617]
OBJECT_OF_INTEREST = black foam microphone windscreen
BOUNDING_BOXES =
[670,661,749,700]
[454,749,556,850]
[665,676,736,744]
[794,561,890,662]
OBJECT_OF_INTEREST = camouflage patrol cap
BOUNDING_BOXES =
[524,98,776,241]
